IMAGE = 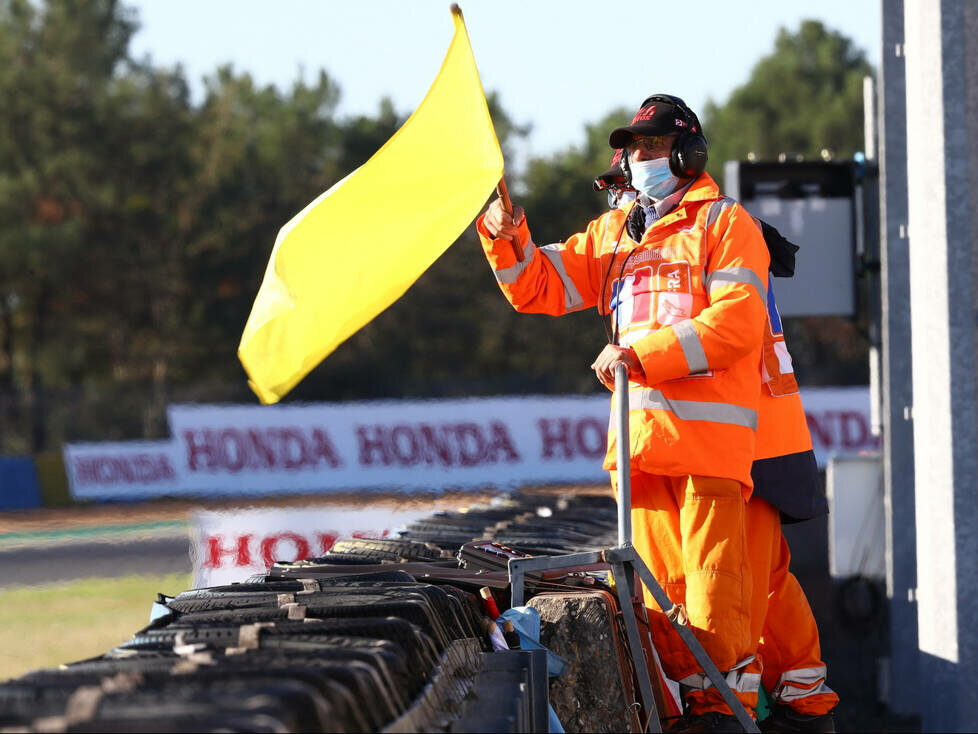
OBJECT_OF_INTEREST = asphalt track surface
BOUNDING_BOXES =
[0,535,191,588]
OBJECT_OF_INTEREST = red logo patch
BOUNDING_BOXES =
[631,105,656,123]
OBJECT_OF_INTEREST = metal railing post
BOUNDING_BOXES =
[615,362,632,549]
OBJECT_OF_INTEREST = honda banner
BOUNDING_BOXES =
[167,395,610,495]
[64,441,186,501]
[191,504,430,587]
[66,387,879,500]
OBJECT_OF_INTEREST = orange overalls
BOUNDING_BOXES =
[478,173,769,716]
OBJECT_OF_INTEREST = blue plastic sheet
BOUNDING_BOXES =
[149,602,172,622]
[499,606,567,733]
[499,605,568,677]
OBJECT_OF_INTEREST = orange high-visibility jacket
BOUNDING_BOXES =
[477,173,770,488]
[753,275,826,520]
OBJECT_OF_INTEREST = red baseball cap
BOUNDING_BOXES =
[593,149,629,191]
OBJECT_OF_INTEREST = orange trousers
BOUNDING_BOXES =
[748,498,839,716]
[625,472,759,716]
[623,471,837,717]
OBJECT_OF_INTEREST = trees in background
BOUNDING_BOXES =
[703,20,876,386]
[0,0,355,449]
[0,2,875,452]
[703,20,873,167]
[0,0,148,450]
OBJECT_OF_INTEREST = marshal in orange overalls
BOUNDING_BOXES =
[479,172,769,716]
[595,159,839,718]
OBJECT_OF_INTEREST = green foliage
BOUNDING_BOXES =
[184,66,345,393]
[699,20,873,386]
[702,20,873,170]
[0,3,873,452]
[520,108,630,245]
[0,0,144,449]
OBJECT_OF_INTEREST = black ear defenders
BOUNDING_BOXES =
[640,94,709,178]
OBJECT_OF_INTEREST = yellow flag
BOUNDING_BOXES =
[238,7,503,404]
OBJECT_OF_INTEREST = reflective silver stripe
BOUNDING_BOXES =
[673,319,709,374]
[779,680,835,702]
[705,266,767,301]
[492,238,536,284]
[734,672,761,694]
[706,196,736,229]
[774,666,835,702]
[705,198,767,300]
[630,388,757,429]
[679,657,761,694]
[539,244,585,312]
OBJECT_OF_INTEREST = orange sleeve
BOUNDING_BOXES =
[631,203,770,385]
[476,213,602,316]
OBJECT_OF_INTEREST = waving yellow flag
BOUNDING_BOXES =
[238,7,503,404]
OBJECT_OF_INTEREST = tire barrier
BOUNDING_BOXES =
[1,490,674,733]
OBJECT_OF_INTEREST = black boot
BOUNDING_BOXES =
[667,711,746,732]
[759,704,836,733]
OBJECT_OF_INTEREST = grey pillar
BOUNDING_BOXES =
[904,0,978,730]
[878,0,918,714]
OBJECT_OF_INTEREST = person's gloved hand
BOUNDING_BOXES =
[590,344,644,391]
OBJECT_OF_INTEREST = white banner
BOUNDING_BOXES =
[65,388,880,500]
[64,441,185,501]
[167,395,611,494]
[802,386,881,466]
[191,504,430,587]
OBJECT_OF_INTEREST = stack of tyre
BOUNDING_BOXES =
[0,491,618,732]
[398,493,620,556]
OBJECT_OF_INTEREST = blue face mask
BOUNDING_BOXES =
[628,157,681,201]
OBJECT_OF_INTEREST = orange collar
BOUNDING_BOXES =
[679,172,722,204]
[618,173,721,216]
[614,173,720,231]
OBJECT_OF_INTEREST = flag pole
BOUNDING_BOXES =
[494,177,526,262]
[450,4,525,264]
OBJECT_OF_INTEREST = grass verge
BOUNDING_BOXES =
[0,572,190,681]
